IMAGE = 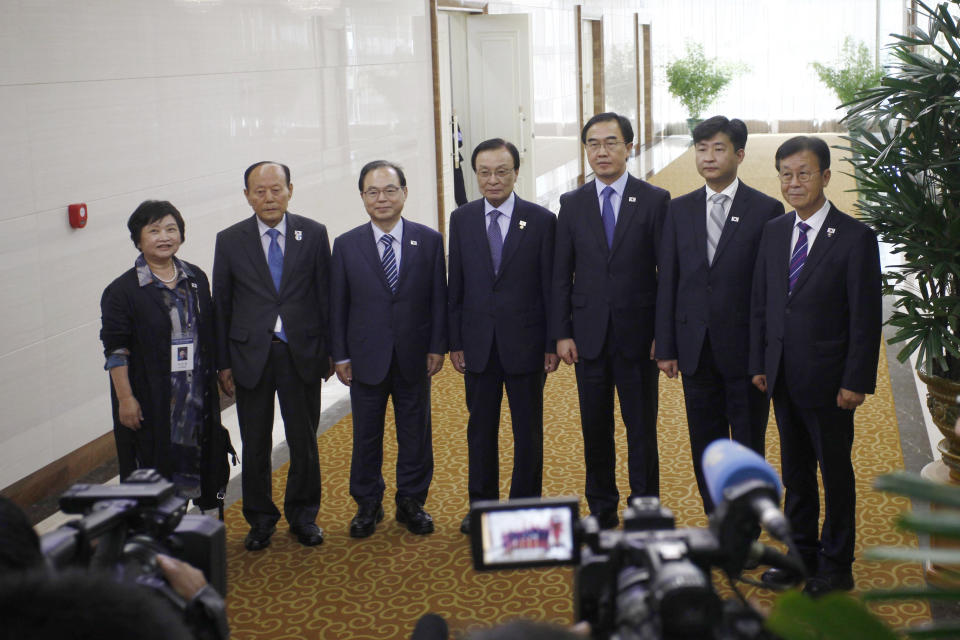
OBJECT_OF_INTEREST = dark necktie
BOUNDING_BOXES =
[789,221,812,293]
[266,228,287,341]
[707,193,729,264]
[601,186,616,249]
[381,234,398,293]
[488,210,503,274]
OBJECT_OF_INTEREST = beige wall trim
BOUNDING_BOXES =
[575,5,584,185]
[642,23,653,147]
[1,432,116,509]
[429,0,447,242]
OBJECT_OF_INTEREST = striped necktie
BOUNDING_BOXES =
[380,234,398,293]
[706,193,729,264]
[789,221,811,293]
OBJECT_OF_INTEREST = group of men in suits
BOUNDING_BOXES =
[208,111,881,598]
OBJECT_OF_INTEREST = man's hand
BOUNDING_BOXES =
[118,396,143,430]
[649,339,656,360]
[544,353,559,373]
[557,338,578,365]
[217,369,235,398]
[837,388,866,410]
[427,353,444,377]
[450,350,466,374]
[657,359,678,379]
[335,362,353,387]
[157,554,207,602]
[752,374,767,393]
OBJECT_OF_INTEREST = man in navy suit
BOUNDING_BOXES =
[655,116,784,514]
[213,161,331,551]
[750,136,881,595]
[447,138,558,534]
[552,112,670,528]
[331,160,447,538]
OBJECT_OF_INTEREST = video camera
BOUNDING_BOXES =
[39,469,227,609]
[469,441,805,640]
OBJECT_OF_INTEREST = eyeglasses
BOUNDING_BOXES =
[476,168,515,181]
[362,186,402,199]
[778,170,821,184]
[585,139,625,153]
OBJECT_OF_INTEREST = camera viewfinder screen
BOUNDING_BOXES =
[480,506,575,567]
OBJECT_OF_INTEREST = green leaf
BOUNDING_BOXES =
[874,472,960,508]
[766,591,898,640]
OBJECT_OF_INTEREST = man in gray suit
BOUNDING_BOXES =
[213,161,332,551]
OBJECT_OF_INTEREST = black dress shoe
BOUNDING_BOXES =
[290,522,325,546]
[396,497,434,535]
[350,503,385,538]
[593,511,619,529]
[244,524,276,551]
[803,571,854,597]
[460,514,471,535]
[761,567,806,589]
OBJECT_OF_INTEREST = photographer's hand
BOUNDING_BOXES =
[157,554,207,601]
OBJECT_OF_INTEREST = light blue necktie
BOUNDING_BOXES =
[488,210,503,274]
[266,228,287,342]
[381,234,398,293]
[601,186,616,249]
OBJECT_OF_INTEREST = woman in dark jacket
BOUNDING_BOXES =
[100,200,231,510]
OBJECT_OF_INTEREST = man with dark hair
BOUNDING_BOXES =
[448,138,557,534]
[552,112,670,528]
[654,115,784,514]
[751,135,881,595]
[331,160,447,538]
[213,161,332,551]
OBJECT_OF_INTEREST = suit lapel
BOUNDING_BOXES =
[582,181,610,257]
[712,185,747,265]
[470,202,497,277]
[240,216,277,293]
[397,218,420,292]
[280,213,302,293]
[790,206,841,298]
[360,222,394,295]
[689,187,708,267]
[497,197,526,278]
[771,215,793,303]
[610,175,640,257]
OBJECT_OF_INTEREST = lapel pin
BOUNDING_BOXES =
[191,282,198,289]
[519,220,527,230]
[294,230,303,241]
[730,216,740,223]
[410,240,418,246]
[826,227,836,237]
[628,196,637,203]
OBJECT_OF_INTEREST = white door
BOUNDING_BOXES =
[466,13,535,201]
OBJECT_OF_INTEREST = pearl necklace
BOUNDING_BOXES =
[151,263,178,284]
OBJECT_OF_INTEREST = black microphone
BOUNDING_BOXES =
[702,440,791,542]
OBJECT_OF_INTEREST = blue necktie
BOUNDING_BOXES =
[789,221,811,294]
[381,234,398,293]
[488,210,503,274]
[601,186,616,249]
[266,228,287,341]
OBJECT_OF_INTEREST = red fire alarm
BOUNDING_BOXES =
[68,203,87,229]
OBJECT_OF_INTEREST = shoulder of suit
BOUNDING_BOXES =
[450,199,483,220]
[626,173,668,198]
[286,212,327,232]
[672,187,705,207]
[515,197,555,219]
[218,215,256,236]
[335,223,370,243]
[105,266,139,293]
[405,218,442,240]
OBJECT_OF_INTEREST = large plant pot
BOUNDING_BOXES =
[686,118,703,136]
[917,362,960,481]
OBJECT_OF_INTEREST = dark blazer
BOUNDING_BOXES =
[330,219,448,386]
[749,205,882,408]
[212,213,331,389]
[448,196,556,374]
[100,260,232,508]
[655,182,784,377]
[551,174,670,359]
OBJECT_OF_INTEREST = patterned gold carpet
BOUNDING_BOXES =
[223,135,928,638]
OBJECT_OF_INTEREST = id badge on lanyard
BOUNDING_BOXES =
[172,338,194,372]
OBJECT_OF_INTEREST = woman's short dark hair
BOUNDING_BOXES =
[358,160,407,192]
[581,112,635,144]
[127,200,185,249]
[470,138,521,172]
[774,136,831,172]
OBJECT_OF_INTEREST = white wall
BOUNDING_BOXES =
[0,0,437,491]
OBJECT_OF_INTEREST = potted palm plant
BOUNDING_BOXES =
[841,0,960,476]
[665,42,742,134]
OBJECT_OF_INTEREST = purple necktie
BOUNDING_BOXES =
[488,210,503,274]
[789,221,811,293]
[601,186,616,249]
